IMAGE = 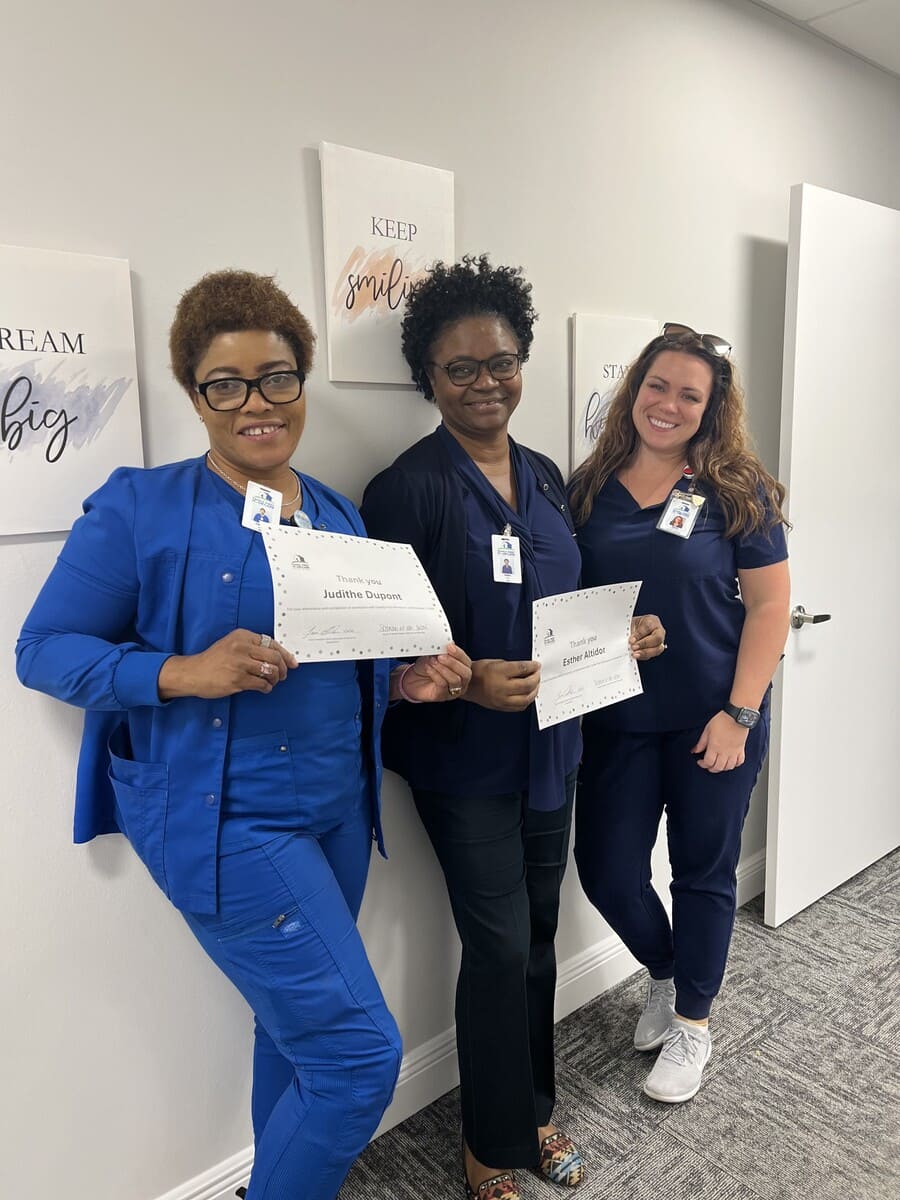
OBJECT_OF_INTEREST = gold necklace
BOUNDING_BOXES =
[206,452,301,509]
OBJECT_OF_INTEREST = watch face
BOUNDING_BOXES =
[738,708,758,727]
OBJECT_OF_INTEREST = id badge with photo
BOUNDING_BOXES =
[242,481,282,531]
[657,489,705,539]
[491,531,522,584]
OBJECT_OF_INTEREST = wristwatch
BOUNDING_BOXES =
[723,702,760,729]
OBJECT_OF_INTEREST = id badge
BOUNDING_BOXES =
[242,481,282,531]
[658,489,705,539]
[491,532,522,584]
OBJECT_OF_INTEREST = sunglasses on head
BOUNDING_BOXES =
[661,322,732,358]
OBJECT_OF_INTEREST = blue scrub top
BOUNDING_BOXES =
[400,426,582,808]
[207,471,364,850]
[576,475,787,731]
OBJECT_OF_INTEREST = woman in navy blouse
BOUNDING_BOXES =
[16,270,471,1200]
[569,324,791,1106]
[361,256,665,1200]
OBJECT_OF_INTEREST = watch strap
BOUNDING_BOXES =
[723,701,760,728]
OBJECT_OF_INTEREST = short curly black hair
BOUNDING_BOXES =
[401,253,537,400]
[169,269,316,394]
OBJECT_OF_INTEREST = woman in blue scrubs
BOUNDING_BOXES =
[15,270,471,1200]
[569,324,791,1105]
[362,256,665,1200]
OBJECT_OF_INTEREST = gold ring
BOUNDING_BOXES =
[448,685,462,697]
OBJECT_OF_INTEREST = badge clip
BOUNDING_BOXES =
[491,525,522,584]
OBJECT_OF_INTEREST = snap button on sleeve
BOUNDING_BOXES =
[212,717,223,729]
[221,571,234,583]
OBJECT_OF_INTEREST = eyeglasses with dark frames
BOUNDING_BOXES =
[195,369,305,412]
[428,353,523,387]
[661,323,732,357]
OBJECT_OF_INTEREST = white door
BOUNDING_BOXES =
[765,183,900,927]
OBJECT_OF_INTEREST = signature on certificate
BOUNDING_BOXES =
[305,623,351,639]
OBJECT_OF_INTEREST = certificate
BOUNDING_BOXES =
[532,583,643,730]
[261,525,452,662]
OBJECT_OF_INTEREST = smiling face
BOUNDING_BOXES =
[192,329,306,482]
[632,350,713,457]
[426,315,522,444]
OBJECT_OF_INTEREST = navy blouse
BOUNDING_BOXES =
[576,475,788,731]
[397,426,582,809]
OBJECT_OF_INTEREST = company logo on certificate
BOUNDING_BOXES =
[532,583,643,730]
[262,525,452,662]
[320,142,454,384]
[0,243,142,536]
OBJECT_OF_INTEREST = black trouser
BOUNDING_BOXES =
[412,771,576,1167]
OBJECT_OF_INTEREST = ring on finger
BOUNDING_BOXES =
[448,684,462,697]
[259,661,275,677]
[259,634,272,649]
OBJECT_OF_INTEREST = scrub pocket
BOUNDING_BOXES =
[107,741,169,887]
[221,730,299,841]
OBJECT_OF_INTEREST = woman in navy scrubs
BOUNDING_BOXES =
[362,256,664,1200]
[569,324,791,1105]
[16,270,471,1200]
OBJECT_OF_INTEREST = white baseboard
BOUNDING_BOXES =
[375,926,641,1138]
[154,1147,252,1200]
[373,1024,459,1136]
[156,849,768,1200]
[736,846,766,906]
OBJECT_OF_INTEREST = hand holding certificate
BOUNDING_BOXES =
[262,526,452,662]
[532,582,643,730]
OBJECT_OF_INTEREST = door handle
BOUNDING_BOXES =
[790,604,832,630]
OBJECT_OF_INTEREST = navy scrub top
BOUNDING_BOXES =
[400,425,582,810]
[576,475,788,732]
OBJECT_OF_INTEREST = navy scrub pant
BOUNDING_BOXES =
[575,715,769,1020]
[183,803,402,1200]
[411,772,575,1167]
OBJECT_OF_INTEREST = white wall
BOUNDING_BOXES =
[2,2,898,1197]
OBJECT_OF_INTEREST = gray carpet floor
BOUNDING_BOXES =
[341,848,900,1200]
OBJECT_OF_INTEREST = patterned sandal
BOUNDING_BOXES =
[463,1169,521,1200]
[536,1131,585,1187]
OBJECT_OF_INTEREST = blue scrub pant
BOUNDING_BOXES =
[183,808,402,1200]
[575,715,769,1020]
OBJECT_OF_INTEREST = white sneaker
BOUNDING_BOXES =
[634,976,676,1051]
[642,1018,711,1103]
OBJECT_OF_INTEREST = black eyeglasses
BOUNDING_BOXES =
[661,323,732,357]
[428,353,523,387]
[195,369,305,412]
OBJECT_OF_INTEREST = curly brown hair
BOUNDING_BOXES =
[169,269,316,393]
[569,331,788,538]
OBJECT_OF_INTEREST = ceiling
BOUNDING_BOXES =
[750,0,900,77]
